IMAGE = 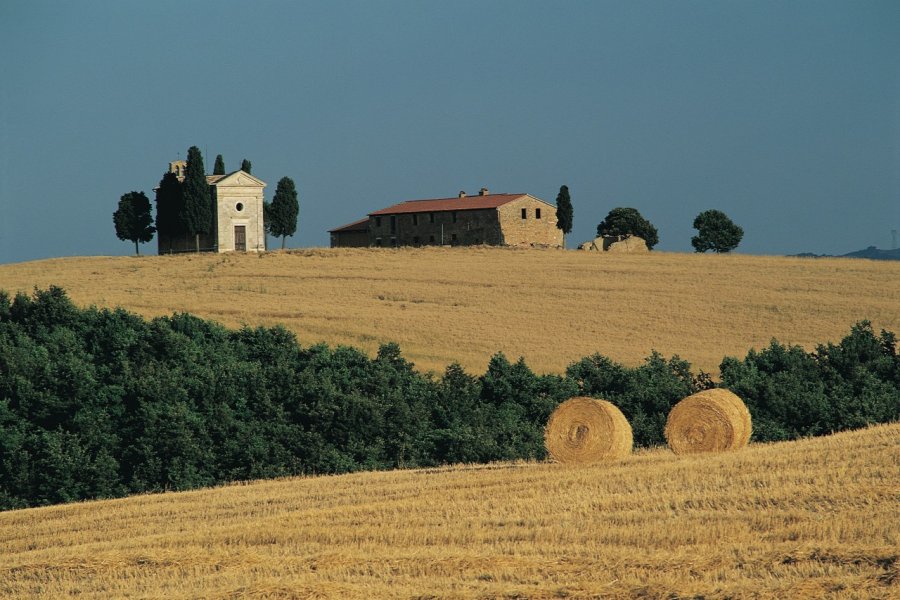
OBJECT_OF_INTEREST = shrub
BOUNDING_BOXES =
[0,287,896,510]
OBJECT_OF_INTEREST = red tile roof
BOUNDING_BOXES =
[369,193,526,216]
[328,217,370,233]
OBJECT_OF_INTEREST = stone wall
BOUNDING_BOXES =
[331,230,369,247]
[496,196,563,247]
[367,208,502,247]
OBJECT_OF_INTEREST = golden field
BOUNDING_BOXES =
[1,423,897,599]
[1,247,899,376]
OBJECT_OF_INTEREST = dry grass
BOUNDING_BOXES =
[1,247,898,376]
[1,423,897,599]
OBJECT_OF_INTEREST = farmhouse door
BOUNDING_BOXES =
[234,226,246,251]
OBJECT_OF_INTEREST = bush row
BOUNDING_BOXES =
[0,287,897,510]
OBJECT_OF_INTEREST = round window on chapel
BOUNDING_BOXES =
[235,202,244,212]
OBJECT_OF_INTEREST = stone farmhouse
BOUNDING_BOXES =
[329,189,562,248]
[157,160,267,254]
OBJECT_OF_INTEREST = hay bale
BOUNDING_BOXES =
[544,397,633,464]
[664,389,752,455]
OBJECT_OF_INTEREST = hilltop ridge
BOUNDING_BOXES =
[1,248,898,376]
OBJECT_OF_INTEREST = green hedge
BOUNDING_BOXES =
[0,287,897,510]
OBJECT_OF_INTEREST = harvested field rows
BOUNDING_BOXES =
[1,424,897,598]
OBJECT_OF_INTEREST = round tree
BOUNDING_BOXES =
[265,176,299,249]
[691,209,743,253]
[597,207,659,249]
[113,191,155,255]
[555,185,573,248]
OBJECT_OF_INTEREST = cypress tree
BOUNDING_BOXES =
[265,176,300,249]
[213,154,225,175]
[155,172,185,253]
[181,146,212,252]
[555,185,573,248]
[113,191,156,255]
[240,159,252,174]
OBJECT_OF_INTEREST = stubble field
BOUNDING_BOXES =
[1,248,899,597]
[1,423,897,598]
[1,247,898,376]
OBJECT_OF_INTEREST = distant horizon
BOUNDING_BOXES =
[3,240,899,268]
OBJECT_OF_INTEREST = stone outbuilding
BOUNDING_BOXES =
[579,235,648,253]
[330,188,563,248]
[157,160,267,254]
[328,218,370,248]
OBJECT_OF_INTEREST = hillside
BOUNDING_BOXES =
[1,423,897,599]
[794,246,900,261]
[841,246,900,261]
[1,248,898,375]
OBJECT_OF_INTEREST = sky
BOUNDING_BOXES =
[1,1,898,264]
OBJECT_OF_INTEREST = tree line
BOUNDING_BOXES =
[113,148,299,254]
[1,287,896,510]
[553,185,744,252]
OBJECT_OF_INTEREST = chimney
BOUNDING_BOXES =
[479,187,489,196]
[458,190,467,198]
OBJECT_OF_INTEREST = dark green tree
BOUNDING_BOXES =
[555,185,573,248]
[240,159,252,174]
[113,191,155,255]
[213,154,225,175]
[265,176,300,249]
[154,172,185,253]
[691,209,744,253]
[597,207,659,249]
[181,146,212,252]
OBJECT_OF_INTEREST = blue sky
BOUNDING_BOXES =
[1,1,898,263]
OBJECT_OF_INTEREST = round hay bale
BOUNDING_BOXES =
[544,397,633,464]
[664,389,752,455]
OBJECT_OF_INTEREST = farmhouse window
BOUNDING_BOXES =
[536,208,541,219]
[521,208,528,219]
[429,213,435,223]
[413,214,419,226]
[429,235,435,243]
[375,237,382,247]
[390,216,397,233]
[451,233,457,243]
[375,216,382,227]
[452,212,457,223]
[391,237,397,247]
